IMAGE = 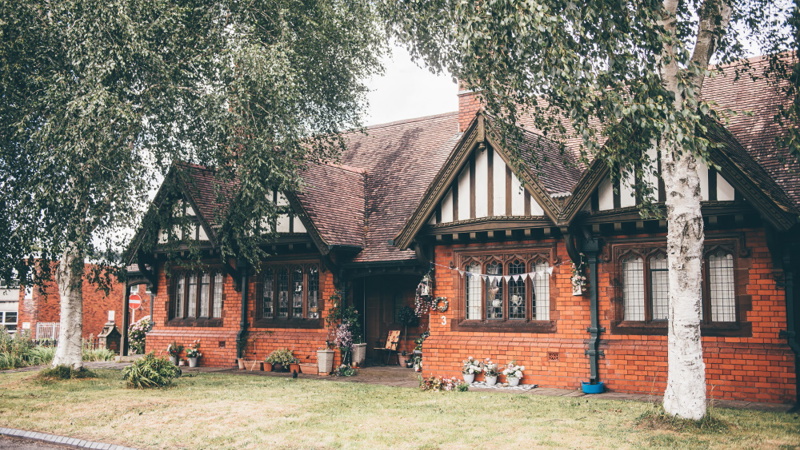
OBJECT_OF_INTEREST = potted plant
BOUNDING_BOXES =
[166,341,183,366]
[396,306,419,353]
[502,361,525,386]
[317,347,335,374]
[185,340,201,368]
[461,356,482,384]
[266,348,297,372]
[483,358,500,386]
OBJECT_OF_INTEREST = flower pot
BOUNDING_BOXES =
[581,381,605,394]
[289,363,301,374]
[188,357,198,368]
[352,343,367,367]
[237,358,246,370]
[485,375,498,386]
[273,363,284,372]
[317,349,335,375]
[263,362,273,372]
[463,373,475,384]
[507,377,520,387]
[572,284,584,296]
[169,356,178,366]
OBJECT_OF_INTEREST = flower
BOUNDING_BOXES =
[461,356,483,374]
[333,323,353,350]
[483,358,500,377]
[185,340,201,358]
[166,341,183,357]
[502,361,525,379]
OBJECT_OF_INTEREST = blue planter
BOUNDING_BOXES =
[581,381,605,394]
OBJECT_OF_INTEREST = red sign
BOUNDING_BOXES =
[129,293,142,310]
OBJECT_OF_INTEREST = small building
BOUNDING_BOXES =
[126,56,799,405]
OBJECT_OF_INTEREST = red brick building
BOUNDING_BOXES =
[16,264,151,343]
[127,57,799,405]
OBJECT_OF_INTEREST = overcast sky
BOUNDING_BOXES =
[362,45,458,126]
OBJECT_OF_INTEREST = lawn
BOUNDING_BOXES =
[0,370,797,449]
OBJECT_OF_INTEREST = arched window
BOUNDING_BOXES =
[649,253,669,321]
[532,260,550,320]
[622,255,644,321]
[486,261,503,319]
[708,250,735,322]
[508,260,526,320]
[465,262,482,320]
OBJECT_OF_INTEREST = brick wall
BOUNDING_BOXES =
[17,263,130,341]
[421,228,796,403]
[144,266,344,369]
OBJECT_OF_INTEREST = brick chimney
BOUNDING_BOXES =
[458,82,482,133]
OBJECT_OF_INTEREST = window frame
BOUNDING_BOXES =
[168,269,225,326]
[454,244,557,333]
[254,262,323,329]
[610,236,751,337]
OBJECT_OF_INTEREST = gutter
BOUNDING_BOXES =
[584,239,604,385]
[778,241,799,412]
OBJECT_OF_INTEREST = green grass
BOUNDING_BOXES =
[0,370,797,449]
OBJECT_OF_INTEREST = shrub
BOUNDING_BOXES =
[265,348,298,366]
[0,330,53,369]
[82,347,116,361]
[128,317,152,354]
[39,365,96,380]
[122,353,181,388]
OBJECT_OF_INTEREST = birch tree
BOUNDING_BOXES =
[381,0,794,419]
[0,0,384,369]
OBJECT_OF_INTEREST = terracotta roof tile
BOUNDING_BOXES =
[340,113,461,263]
[176,162,239,231]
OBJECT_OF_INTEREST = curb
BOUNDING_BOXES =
[0,427,137,450]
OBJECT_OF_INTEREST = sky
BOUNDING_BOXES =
[362,45,458,126]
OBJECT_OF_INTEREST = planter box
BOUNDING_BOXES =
[317,349,335,375]
[240,359,262,371]
[299,363,316,374]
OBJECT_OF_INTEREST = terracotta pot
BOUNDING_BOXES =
[263,362,273,372]
[273,363,283,372]
[289,363,301,373]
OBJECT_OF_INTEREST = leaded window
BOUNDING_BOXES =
[259,264,320,321]
[170,271,224,321]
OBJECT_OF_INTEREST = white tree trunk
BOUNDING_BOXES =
[661,146,707,420]
[52,243,84,370]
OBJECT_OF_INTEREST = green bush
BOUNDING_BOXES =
[0,330,53,369]
[122,353,181,388]
[82,347,115,361]
[265,348,298,366]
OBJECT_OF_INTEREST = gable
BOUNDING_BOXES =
[592,150,738,212]
[430,143,547,225]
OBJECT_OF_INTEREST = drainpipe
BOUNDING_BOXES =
[583,238,604,385]
[236,259,249,360]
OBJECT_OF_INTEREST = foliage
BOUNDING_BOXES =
[414,331,429,352]
[265,348,298,366]
[335,364,357,377]
[185,340,201,358]
[122,353,181,388]
[128,317,152,354]
[461,356,483,375]
[326,292,364,345]
[82,347,116,362]
[0,329,56,369]
[166,342,184,358]
[395,306,419,327]
[38,365,96,380]
[0,0,385,369]
[419,376,469,392]
[482,359,500,377]
[502,361,525,379]
[333,324,353,351]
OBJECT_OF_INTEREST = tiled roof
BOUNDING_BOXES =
[486,119,584,195]
[703,56,800,210]
[176,162,239,231]
[294,163,366,249]
[340,113,461,262]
